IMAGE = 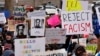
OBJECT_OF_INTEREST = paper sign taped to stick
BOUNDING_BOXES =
[15,38,45,56]
[62,0,88,11]
[45,28,66,44]
[31,16,45,36]
[32,49,67,56]
[61,10,93,35]
[14,23,28,37]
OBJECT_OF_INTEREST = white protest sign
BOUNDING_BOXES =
[14,23,28,37]
[72,38,86,47]
[95,6,100,25]
[31,16,45,36]
[0,13,6,24]
[62,0,88,11]
[61,10,93,35]
[45,28,66,44]
[32,49,67,56]
[27,10,46,19]
[15,38,45,56]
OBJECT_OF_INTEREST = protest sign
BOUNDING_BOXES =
[86,44,97,55]
[95,6,100,25]
[31,16,45,36]
[15,38,45,56]
[32,49,67,56]
[27,10,46,19]
[0,13,6,24]
[47,15,61,27]
[62,0,88,11]
[8,20,15,31]
[61,10,93,35]
[14,23,28,37]
[72,38,86,47]
[14,6,26,18]
[45,28,66,44]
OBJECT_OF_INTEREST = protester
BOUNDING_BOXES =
[2,31,14,51]
[74,46,88,56]
[87,34,98,44]
[2,50,14,56]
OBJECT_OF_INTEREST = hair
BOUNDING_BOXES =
[36,19,40,22]
[16,24,25,29]
[75,46,86,56]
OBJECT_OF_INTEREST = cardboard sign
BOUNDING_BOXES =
[0,13,6,24]
[31,16,45,36]
[95,6,100,25]
[61,10,93,35]
[62,0,88,11]
[14,23,28,37]
[15,38,45,56]
[47,15,61,27]
[14,6,26,18]
[86,44,97,55]
[32,49,67,56]
[45,28,66,44]
[27,10,46,19]
[72,38,86,47]
[8,20,15,31]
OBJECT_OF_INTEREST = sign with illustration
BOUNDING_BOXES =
[31,16,45,36]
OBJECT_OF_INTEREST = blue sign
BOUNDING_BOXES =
[92,15,100,34]
[4,9,10,19]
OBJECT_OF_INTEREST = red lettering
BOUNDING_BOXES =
[73,24,77,32]
[69,24,73,33]
[64,24,68,28]
[81,23,85,31]
[85,23,92,31]
[78,23,80,31]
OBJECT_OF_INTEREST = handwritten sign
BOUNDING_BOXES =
[86,44,97,55]
[32,49,67,56]
[15,38,45,56]
[61,10,93,35]
[14,6,26,18]
[45,28,66,44]
[62,0,88,11]
[31,16,45,36]
[66,0,82,11]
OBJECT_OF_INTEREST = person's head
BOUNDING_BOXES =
[75,46,86,56]
[88,34,97,44]
[6,31,12,40]
[36,19,40,25]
